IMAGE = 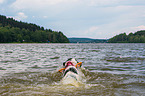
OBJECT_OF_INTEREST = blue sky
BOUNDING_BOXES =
[0,0,145,39]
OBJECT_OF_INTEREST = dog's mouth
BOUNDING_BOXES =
[65,61,74,68]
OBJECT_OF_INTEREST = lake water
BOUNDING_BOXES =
[0,43,145,96]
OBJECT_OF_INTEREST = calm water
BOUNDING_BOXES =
[0,43,145,96]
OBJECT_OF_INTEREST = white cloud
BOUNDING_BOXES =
[11,0,145,9]
[11,0,78,10]
[7,0,145,39]
[130,25,145,32]
[88,0,119,6]
[112,25,145,36]
[43,16,48,18]
[84,26,99,34]
[0,0,4,4]
[14,12,28,21]
[135,25,145,30]
[68,26,100,38]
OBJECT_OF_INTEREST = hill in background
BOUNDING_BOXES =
[68,38,108,43]
[108,30,145,43]
[0,14,69,43]
[69,30,145,43]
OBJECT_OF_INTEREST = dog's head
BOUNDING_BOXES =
[63,58,79,68]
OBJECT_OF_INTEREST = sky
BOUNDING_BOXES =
[0,0,145,39]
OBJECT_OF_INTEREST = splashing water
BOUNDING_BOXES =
[60,68,86,87]
[0,43,145,95]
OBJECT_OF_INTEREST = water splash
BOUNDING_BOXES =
[60,68,86,87]
[0,43,145,95]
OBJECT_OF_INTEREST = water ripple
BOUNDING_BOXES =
[0,43,145,95]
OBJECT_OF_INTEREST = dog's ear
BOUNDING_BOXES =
[76,59,79,63]
[63,62,66,66]
[75,59,82,67]
[73,58,79,63]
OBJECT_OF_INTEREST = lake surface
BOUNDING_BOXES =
[0,43,145,96]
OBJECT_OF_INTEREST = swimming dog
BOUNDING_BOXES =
[58,58,82,87]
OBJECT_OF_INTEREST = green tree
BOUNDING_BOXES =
[17,34,23,43]
[108,30,145,43]
[140,35,145,43]
[0,14,69,43]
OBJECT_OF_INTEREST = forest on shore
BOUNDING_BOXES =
[0,15,69,43]
[1,15,145,43]
[108,30,145,43]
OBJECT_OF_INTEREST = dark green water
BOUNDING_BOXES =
[0,43,145,96]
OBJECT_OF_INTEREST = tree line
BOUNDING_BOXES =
[0,15,69,43]
[108,30,145,43]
